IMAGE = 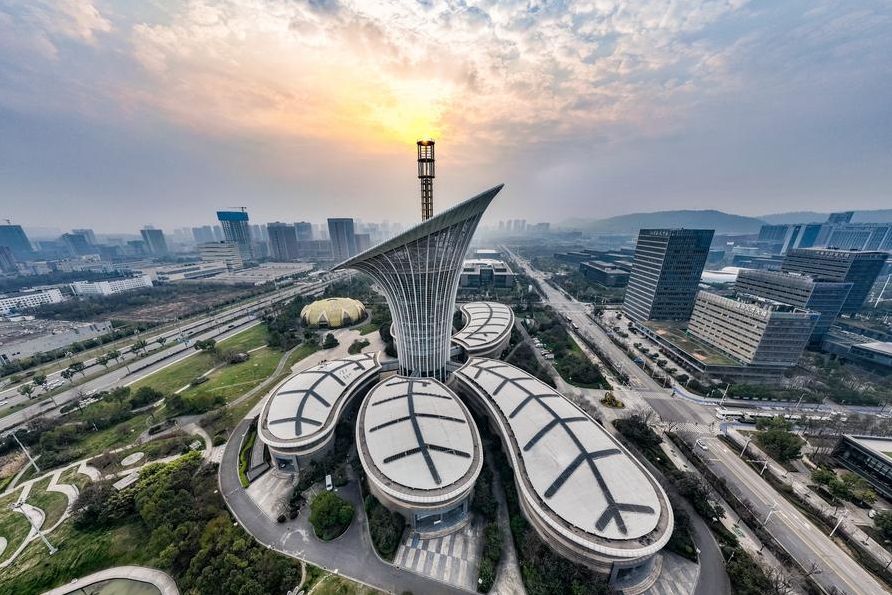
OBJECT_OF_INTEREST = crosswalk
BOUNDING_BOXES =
[393,524,483,591]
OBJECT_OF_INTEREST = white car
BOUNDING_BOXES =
[695,439,709,451]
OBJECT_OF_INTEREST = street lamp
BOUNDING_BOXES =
[829,508,849,537]
[763,502,779,526]
[739,437,752,458]
[12,431,39,473]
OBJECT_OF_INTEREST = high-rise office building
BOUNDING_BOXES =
[781,248,889,313]
[71,228,97,245]
[622,229,714,321]
[757,223,824,254]
[0,247,16,273]
[825,224,892,251]
[140,228,169,256]
[61,232,93,256]
[327,218,357,262]
[734,269,851,342]
[294,221,313,241]
[191,226,216,244]
[687,291,818,368]
[217,210,253,261]
[267,222,299,261]
[0,224,33,261]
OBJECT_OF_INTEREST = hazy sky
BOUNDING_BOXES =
[1,0,890,233]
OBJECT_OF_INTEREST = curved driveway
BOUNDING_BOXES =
[39,565,178,595]
[219,418,475,595]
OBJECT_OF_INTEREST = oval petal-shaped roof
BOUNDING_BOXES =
[454,358,670,550]
[452,302,514,354]
[300,297,367,328]
[357,376,482,504]
[260,353,380,449]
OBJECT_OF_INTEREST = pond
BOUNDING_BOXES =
[68,578,162,595]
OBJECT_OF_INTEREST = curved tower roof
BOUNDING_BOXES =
[333,185,503,379]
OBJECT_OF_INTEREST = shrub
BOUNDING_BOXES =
[309,491,354,540]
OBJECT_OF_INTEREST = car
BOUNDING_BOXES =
[695,439,709,451]
[325,474,333,491]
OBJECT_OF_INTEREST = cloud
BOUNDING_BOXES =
[122,0,755,152]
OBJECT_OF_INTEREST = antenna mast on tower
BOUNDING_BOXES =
[417,139,435,221]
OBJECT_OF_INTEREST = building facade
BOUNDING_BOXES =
[198,241,244,270]
[459,259,515,288]
[833,436,892,501]
[687,291,818,367]
[70,275,154,296]
[734,269,851,342]
[327,218,357,262]
[781,248,889,313]
[0,288,65,315]
[0,224,33,261]
[140,228,169,256]
[294,221,313,241]
[622,229,714,322]
[267,222,299,261]
[580,261,630,287]
[217,210,253,261]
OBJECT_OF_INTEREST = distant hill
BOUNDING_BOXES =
[760,210,892,224]
[559,210,765,234]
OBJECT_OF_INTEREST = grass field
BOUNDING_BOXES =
[0,520,153,595]
[181,346,281,404]
[0,487,30,565]
[25,476,69,529]
[58,466,92,492]
[310,574,385,595]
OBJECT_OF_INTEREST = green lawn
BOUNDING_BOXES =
[58,466,92,493]
[310,574,385,595]
[180,347,281,404]
[286,343,322,368]
[129,324,270,396]
[25,477,69,529]
[0,487,31,565]
[0,520,153,595]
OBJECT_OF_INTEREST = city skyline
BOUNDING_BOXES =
[1,1,891,230]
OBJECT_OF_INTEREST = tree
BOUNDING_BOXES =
[96,354,111,369]
[156,336,167,347]
[18,383,35,399]
[69,361,87,377]
[811,467,836,485]
[107,349,121,362]
[754,416,804,462]
[193,339,217,352]
[130,339,148,355]
[61,368,75,384]
[32,374,48,393]
[875,510,892,540]
[322,333,339,349]
[309,491,354,539]
[674,472,724,520]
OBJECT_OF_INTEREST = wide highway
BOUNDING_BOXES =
[0,277,341,435]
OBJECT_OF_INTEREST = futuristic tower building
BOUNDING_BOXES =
[334,185,503,380]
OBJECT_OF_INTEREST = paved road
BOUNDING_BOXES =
[507,249,713,426]
[0,278,340,435]
[39,565,179,595]
[695,431,889,595]
[219,418,475,595]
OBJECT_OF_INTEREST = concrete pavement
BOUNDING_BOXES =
[220,417,476,595]
[38,565,179,595]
